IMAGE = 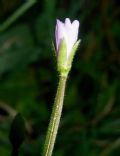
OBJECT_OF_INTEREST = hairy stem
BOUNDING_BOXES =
[42,75,67,156]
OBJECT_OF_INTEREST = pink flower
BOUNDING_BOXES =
[55,18,79,59]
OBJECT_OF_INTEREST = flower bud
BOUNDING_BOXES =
[55,18,80,76]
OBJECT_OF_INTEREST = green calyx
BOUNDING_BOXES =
[57,39,81,77]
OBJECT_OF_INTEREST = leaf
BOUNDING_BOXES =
[9,113,26,153]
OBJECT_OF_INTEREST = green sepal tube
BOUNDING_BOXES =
[57,39,81,77]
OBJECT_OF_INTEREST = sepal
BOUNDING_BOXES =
[57,39,67,74]
[67,40,81,68]
[56,39,81,77]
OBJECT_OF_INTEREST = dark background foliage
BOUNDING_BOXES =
[0,0,120,156]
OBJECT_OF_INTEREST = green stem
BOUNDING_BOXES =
[0,0,36,32]
[42,75,67,156]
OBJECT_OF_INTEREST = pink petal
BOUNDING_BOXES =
[64,18,73,56]
[65,18,71,27]
[55,20,66,54]
[71,20,79,43]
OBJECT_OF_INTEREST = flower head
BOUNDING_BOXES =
[55,18,80,76]
[55,18,79,58]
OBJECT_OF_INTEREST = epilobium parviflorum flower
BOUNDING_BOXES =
[42,18,80,156]
[55,18,80,77]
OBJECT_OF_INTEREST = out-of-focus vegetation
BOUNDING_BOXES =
[0,0,120,156]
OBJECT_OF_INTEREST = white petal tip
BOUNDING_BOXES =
[72,20,80,27]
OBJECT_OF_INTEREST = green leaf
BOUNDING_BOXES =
[9,113,26,150]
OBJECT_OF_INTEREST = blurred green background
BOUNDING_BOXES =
[0,0,120,156]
